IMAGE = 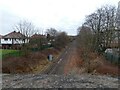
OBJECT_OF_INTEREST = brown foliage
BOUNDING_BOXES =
[95,57,119,76]
[2,48,59,74]
[78,48,119,76]
[41,48,59,56]
[2,55,46,73]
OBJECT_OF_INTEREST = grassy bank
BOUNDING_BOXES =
[1,49,22,58]
[2,48,62,74]
[77,48,119,76]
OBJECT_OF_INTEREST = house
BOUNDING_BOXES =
[31,34,45,39]
[1,31,28,49]
[102,29,119,48]
[0,35,2,48]
[109,29,119,48]
[30,34,47,49]
[0,35,2,43]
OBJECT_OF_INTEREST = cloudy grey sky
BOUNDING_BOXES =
[0,0,119,35]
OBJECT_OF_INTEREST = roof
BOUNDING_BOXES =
[3,31,27,39]
[31,34,45,39]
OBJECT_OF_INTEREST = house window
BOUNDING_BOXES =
[14,38,17,41]
[4,38,8,41]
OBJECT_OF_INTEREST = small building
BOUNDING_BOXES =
[1,31,28,49]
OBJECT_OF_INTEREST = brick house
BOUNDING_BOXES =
[30,34,46,49]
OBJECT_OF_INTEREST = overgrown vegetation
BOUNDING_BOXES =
[46,28,70,49]
[77,4,119,74]
[2,22,70,73]
[2,48,59,73]
[78,5,119,53]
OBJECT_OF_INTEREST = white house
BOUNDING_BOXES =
[1,31,28,49]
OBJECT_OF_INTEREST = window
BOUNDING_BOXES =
[4,38,8,41]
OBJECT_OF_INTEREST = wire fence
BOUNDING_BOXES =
[104,53,120,64]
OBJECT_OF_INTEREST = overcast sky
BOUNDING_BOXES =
[0,0,119,35]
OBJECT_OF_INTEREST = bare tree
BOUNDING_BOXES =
[46,28,69,49]
[46,28,58,37]
[46,28,58,43]
[13,20,36,57]
[14,20,35,38]
[77,26,93,73]
[78,26,93,51]
[83,5,117,52]
[54,31,69,49]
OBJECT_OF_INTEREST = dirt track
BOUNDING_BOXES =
[43,40,119,76]
[43,40,81,75]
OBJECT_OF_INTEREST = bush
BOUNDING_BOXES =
[2,52,48,73]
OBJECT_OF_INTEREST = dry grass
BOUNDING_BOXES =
[2,48,60,74]
[95,56,119,76]
[77,48,119,76]
[41,48,59,56]
[64,47,84,75]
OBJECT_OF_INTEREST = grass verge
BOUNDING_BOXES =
[1,49,22,58]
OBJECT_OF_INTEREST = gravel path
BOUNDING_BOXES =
[2,74,119,88]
